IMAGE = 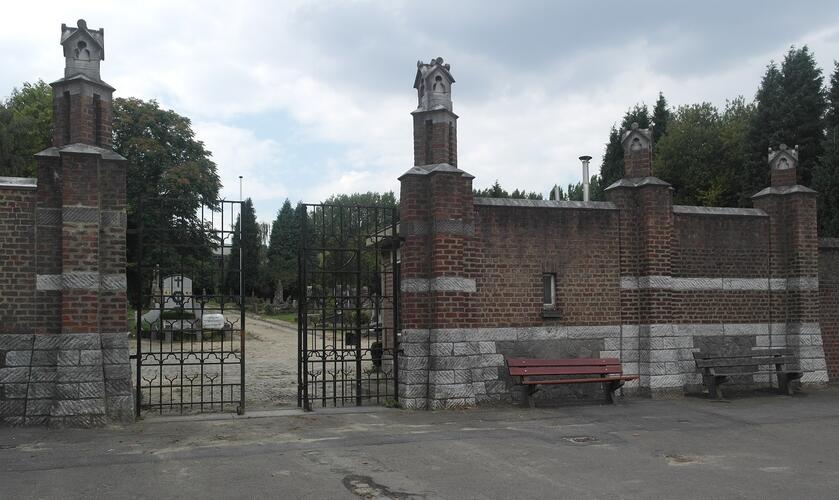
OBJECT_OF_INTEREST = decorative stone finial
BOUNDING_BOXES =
[60,19,105,80]
[768,144,799,186]
[414,57,456,112]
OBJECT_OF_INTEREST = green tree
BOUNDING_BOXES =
[655,100,754,207]
[475,180,542,199]
[225,198,261,296]
[652,92,672,144]
[0,80,53,177]
[267,199,300,302]
[742,47,826,202]
[814,62,839,236]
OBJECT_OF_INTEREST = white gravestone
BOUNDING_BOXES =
[159,274,193,310]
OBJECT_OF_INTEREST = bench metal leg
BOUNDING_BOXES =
[705,375,725,400]
[604,380,624,404]
[527,385,537,408]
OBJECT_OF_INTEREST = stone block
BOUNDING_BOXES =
[471,367,500,382]
[399,356,429,371]
[484,380,508,394]
[399,397,426,410]
[399,383,427,398]
[34,333,99,350]
[476,353,505,368]
[103,364,130,380]
[104,378,132,396]
[453,342,479,356]
[429,370,455,385]
[58,365,103,383]
[29,366,57,382]
[0,400,25,417]
[0,335,34,350]
[100,332,129,349]
[24,416,49,426]
[430,343,453,357]
[26,400,53,416]
[649,374,685,388]
[0,367,30,383]
[4,384,27,399]
[430,397,475,409]
[56,383,79,399]
[4,351,31,366]
[62,415,108,427]
[57,350,80,366]
[105,395,135,423]
[51,399,106,417]
[398,370,428,384]
[453,370,472,384]
[32,350,58,366]
[78,382,105,398]
[477,342,496,354]
[431,356,473,371]
[27,383,56,399]
[80,350,103,365]
[400,343,428,357]
[471,381,486,395]
[431,383,474,399]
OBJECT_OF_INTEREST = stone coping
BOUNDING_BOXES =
[0,177,37,189]
[673,205,767,217]
[474,197,617,210]
[751,184,817,198]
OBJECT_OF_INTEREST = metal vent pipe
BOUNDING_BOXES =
[579,155,592,202]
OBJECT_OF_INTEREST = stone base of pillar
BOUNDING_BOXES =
[0,332,134,427]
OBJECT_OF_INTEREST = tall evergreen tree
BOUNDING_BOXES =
[267,199,300,301]
[0,80,53,177]
[741,62,785,204]
[814,62,839,236]
[742,47,826,203]
[651,92,672,144]
[225,198,261,296]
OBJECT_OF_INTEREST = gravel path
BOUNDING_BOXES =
[243,315,299,409]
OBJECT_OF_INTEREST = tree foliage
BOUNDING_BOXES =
[267,199,301,301]
[0,80,53,177]
[654,99,754,206]
[474,180,543,199]
[814,62,839,237]
[224,198,261,296]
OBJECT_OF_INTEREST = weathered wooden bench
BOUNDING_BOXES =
[506,358,639,407]
[693,349,803,399]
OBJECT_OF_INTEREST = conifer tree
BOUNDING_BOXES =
[814,62,839,236]
[651,92,672,144]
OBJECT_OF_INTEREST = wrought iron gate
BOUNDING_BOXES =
[297,204,400,409]
[129,198,245,416]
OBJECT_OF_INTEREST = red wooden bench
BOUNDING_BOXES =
[506,358,639,407]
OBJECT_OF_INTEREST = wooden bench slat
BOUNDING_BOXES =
[509,366,623,377]
[696,357,795,368]
[693,350,793,360]
[506,358,619,367]
[520,375,638,385]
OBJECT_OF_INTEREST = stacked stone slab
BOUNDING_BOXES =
[0,19,133,426]
[397,59,830,409]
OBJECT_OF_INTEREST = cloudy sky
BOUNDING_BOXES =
[3,1,839,223]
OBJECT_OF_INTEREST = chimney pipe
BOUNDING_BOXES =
[579,155,592,202]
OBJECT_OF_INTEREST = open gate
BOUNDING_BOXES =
[129,197,245,416]
[297,204,400,409]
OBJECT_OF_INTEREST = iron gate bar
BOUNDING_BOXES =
[297,203,400,410]
[131,197,246,416]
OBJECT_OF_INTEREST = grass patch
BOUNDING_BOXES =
[260,312,297,323]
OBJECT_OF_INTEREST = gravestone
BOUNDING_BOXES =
[159,274,193,309]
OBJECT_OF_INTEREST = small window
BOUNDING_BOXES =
[542,273,555,309]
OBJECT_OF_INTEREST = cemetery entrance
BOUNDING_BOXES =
[130,198,246,416]
[297,204,400,410]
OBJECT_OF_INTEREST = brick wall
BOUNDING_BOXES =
[0,183,37,334]
[820,239,839,380]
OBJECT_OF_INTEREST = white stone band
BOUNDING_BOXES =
[36,273,127,291]
[401,277,477,293]
[620,276,818,291]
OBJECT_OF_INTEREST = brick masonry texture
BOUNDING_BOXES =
[399,101,833,408]
[0,21,133,426]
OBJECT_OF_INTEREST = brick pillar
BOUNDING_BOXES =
[606,124,676,396]
[0,19,135,426]
[752,144,828,383]
[398,57,479,409]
